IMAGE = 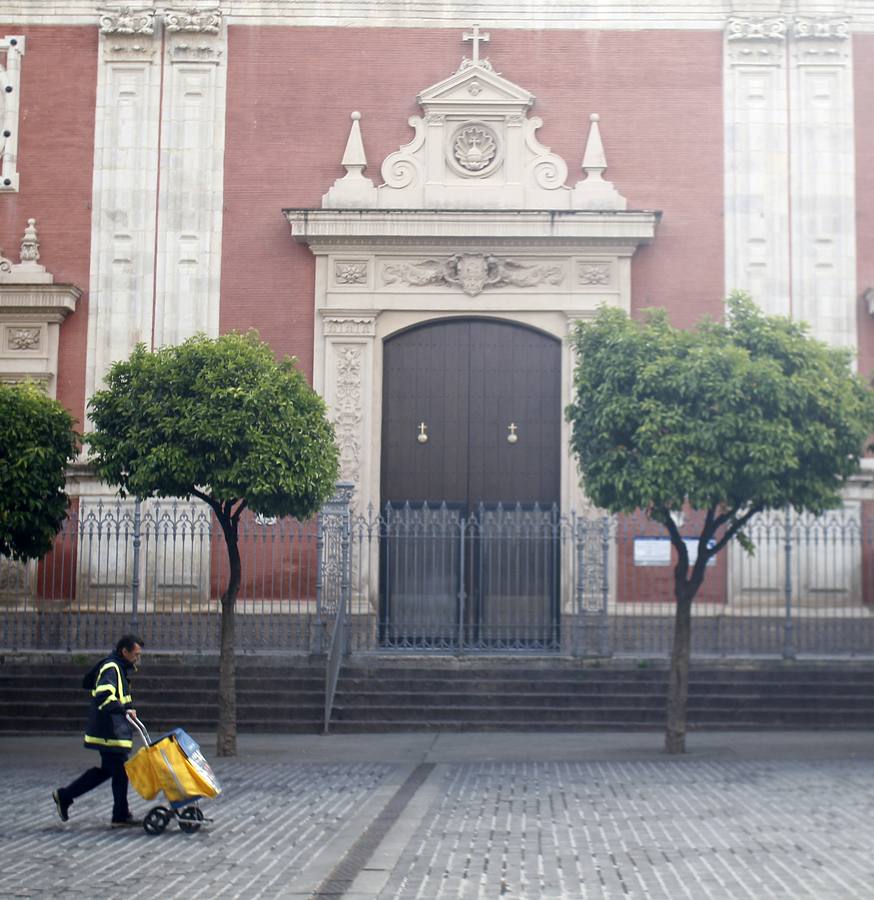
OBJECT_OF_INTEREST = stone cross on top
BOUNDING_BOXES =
[463,24,490,64]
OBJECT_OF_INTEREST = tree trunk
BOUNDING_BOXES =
[665,590,693,754]
[216,518,241,757]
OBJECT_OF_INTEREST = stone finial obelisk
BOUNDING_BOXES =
[323,111,378,208]
[572,114,627,210]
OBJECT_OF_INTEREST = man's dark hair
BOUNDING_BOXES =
[115,634,144,655]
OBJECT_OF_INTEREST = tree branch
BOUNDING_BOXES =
[191,487,221,514]
[655,506,689,575]
[711,504,762,555]
[231,499,248,523]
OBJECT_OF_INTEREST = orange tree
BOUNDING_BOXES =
[88,332,340,756]
[0,381,79,560]
[566,293,874,753]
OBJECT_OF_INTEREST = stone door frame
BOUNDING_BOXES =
[286,208,658,519]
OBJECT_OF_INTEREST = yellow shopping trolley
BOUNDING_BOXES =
[125,713,221,835]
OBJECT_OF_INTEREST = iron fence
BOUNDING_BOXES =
[1,493,872,657]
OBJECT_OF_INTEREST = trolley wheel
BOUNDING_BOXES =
[178,805,204,834]
[143,805,171,835]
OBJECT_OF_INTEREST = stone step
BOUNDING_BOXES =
[332,689,874,708]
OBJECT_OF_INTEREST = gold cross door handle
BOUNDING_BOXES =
[507,422,518,444]
[417,421,429,444]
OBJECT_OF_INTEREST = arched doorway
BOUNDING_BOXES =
[380,317,561,648]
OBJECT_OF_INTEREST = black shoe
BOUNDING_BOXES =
[52,789,70,822]
[110,816,142,829]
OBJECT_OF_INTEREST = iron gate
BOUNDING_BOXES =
[1,489,873,657]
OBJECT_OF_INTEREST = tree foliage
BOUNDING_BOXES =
[88,332,340,756]
[568,293,874,547]
[87,332,339,520]
[566,293,874,752]
[0,381,79,561]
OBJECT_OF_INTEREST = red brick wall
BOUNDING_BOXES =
[855,35,874,384]
[0,26,97,426]
[221,27,725,374]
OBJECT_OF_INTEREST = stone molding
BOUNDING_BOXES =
[87,2,227,412]
[286,209,659,247]
[724,8,856,352]
[0,35,25,192]
[5,2,874,32]
[323,315,377,337]
[0,221,81,396]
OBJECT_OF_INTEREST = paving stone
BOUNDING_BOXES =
[2,746,874,898]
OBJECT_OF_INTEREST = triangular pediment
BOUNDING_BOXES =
[321,33,632,212]
[417,63,535,113]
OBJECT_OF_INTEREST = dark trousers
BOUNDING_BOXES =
[60,750,130,821]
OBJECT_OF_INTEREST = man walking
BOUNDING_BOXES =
[52,634,144,827]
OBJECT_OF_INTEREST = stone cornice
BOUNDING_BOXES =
[285,209,660,249]
[7,3,874,32]
[0,284,82,319]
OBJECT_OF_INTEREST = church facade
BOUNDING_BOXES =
[1,1,873,649]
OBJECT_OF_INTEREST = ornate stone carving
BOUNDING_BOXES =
[8,326,40,350]
[578,264,610,285]
[164,7,223,34]
[381,117,425,191]
[169,43,222,62]
[0,253,12,275]
[383,254,564,297]
[0,556,28,592]
[725,16,787,62]
[98,7,155,35]
[793,18,849,41]
[323,316,376,336]
[524,117,568,191]
[335,262,368,284]
[457,57,494,73]
[726,17,787,42]
[333,346,363,483]
[19,218,38,263]
[451,123,499,175]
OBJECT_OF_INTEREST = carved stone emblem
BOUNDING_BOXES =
[452,124,498,174]
[383,254,564,297]
[454,254,498,295]
[335,262,368,284]
[8,327,40,350]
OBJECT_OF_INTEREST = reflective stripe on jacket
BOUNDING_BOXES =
[82,654,134,753]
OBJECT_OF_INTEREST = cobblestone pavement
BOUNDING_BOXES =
[364,759,874,899]
[1,735,873,899]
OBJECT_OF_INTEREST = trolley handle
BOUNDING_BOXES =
[126,711,152,746]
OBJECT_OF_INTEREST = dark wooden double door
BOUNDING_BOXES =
[380,318,561,648]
